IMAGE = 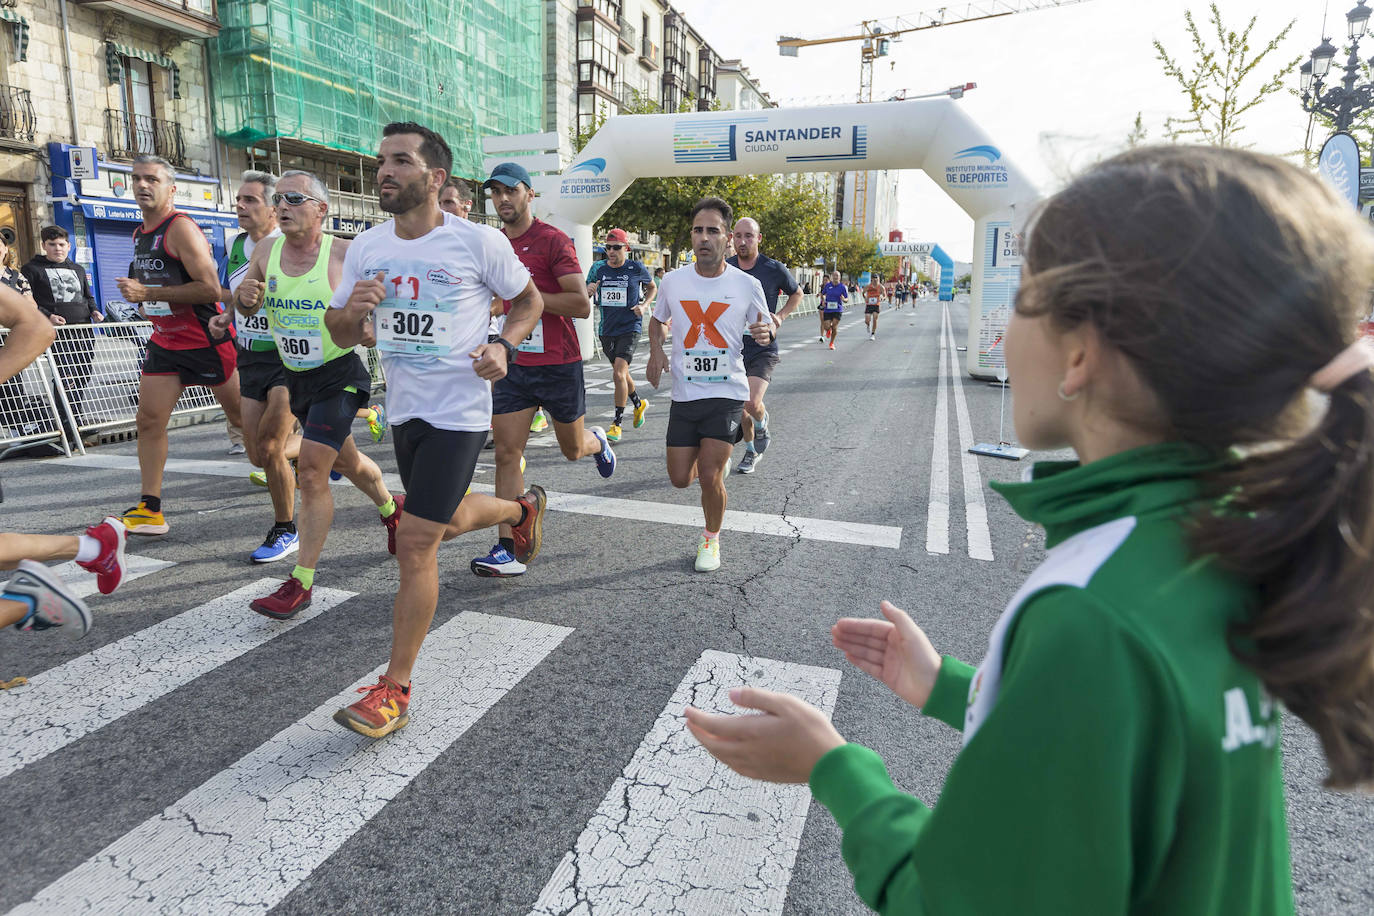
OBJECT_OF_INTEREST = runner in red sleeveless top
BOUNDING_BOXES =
[112,155,243,537]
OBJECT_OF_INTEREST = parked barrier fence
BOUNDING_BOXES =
[2,321,389,459]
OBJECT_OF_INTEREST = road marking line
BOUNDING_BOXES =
[926,307,951,555]
[0,580,354,781]
[530,649,841,916]
[51,553,176,600]
[10,613,572,916]
[55,456,904,549]
[944,305,994,562]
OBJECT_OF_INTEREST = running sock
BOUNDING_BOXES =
[378,497,397,517]
[515,503,529,527]
[274,520,297,534]
[757,409,768,431]
[499,536,516,553]
[629,390,641,408]
[141,495,161,513]
[745,442,756,454]
[614,406,625,426]
[703,529,719,543]
[291,565,315,590]
[74,534,101,563]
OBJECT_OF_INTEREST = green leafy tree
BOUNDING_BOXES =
[831,228,891,279]
[1154,4,1300,147]
[1126,112,1149,148]
[740,176,835,272]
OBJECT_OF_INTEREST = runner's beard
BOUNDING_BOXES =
[380,178,430,214]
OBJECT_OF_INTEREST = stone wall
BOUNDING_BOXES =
[0,0,222,243]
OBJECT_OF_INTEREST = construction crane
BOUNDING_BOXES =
[779,0,1094,234]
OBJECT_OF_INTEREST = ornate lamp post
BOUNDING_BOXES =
[1301,1,1374,132]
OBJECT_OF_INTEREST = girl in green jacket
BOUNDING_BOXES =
[686,146,1374,915]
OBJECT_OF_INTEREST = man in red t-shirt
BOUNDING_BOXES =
[471,161,616,578]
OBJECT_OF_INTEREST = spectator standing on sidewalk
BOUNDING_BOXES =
[22,226,101,426]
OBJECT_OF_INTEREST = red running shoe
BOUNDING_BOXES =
[383,495,405,556]
[249,576,312,620]
[333,675,410,738]
[511,484,547,564]
[77,517,128,595]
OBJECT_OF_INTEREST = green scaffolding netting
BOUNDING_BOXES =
[211,0,544,177]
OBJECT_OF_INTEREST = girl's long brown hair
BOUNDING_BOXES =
[1018,146,1374,789]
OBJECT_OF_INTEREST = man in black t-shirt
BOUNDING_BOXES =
[725,217,801,475]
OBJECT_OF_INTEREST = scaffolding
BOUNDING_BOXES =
[211,0,544,177]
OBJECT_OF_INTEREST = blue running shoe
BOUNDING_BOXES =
[470,544,527,578]
[590,425,616,478]
[330,470,342,481]
[753,409,771,455]
[251,526,300,564]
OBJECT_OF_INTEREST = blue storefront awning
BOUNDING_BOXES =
[79,198,240,231]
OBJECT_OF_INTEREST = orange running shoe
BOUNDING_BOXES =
[333,675,410,738]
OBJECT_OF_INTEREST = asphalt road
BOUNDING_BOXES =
[1,300,1370,915]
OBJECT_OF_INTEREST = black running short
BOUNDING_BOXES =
[393,419,485,524]
[744,350,780,382]
[237,347,287,401]
[821,311,843,321]
[492,360,586,424]
[142,339,237,387]
[666,397,744,447]
[599,332,639,365]
[286,353,371,449]
[865,305,880,314]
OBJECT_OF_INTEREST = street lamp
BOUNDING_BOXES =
[1301,4,1374,133]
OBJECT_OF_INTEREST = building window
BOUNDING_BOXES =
[577,0,620,19]
[577,17,617,91]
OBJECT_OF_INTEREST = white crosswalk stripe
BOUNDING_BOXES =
[0,580,355,780]
[531,650,841,915]
[53,553,176,601]
[10,613,572,916]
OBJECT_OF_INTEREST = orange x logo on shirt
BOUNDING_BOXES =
[680,299,730,348]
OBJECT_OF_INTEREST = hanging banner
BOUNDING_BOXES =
[1319,132,1360,208]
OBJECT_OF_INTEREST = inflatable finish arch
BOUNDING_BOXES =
[536,98,1037,378]
[879,241,957,301]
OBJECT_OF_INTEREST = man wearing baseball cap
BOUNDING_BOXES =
[586,228,655,440]
[473,161,616,578]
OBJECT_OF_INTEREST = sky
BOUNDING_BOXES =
[671,0,1330,260]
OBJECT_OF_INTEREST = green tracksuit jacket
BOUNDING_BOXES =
[810,444,1294,915]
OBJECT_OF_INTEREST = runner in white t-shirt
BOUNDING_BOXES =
[646,197,773,573]
[323,122,547,739]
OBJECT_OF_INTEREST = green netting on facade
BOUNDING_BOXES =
[211,0,544,177]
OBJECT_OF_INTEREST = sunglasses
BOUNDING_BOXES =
[271,192,321,206]
[605,244,625,250]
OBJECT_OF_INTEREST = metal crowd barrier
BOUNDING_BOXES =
[2,321,389,459]
[0,327,74,459]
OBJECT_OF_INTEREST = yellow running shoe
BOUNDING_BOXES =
[606,423,622,442]
[249,470,268,488]
[121,501,169,536]
[529,410,548,433]
[366,404,387,443]
[633,398,649,428]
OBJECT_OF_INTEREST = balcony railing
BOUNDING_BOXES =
[0,85,36,144]
[639,38,659,69]
[617,19,636,52]
[104,109,188,169]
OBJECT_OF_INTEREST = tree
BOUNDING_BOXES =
[1125,112,1149,148]
[1154,4,1301,147]
[572,97,836,268]
[831,228,891,280]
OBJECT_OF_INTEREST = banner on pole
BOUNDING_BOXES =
[1319,133,1361,208]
